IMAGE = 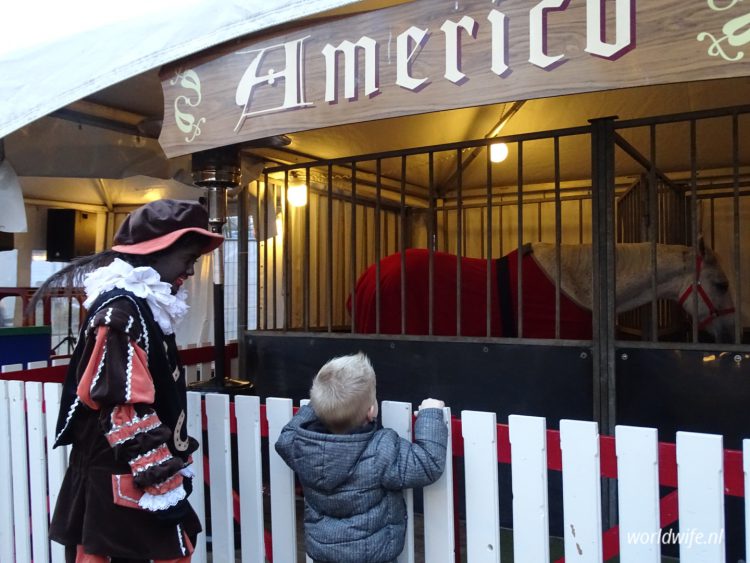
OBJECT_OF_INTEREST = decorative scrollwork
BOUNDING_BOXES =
[172,69,206,143]
[698,2,748,61]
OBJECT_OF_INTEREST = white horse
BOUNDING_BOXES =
[351,239,736,342]
[532,239,736,342]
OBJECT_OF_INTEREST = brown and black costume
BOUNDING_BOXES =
[50,287,201,560]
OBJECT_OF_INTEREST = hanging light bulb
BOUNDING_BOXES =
[490,142,509,163]
[287,173,308,207]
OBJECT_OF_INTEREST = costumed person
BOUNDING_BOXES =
[31,199,223,563]
[275,352,448,563]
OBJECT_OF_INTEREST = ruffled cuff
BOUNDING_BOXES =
[180,464,195,478]
[138,483,187,511]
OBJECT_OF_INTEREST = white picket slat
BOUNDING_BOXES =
[8,380,31,563]
[27,360,48,369]
[560,419,602,563]
[615,425,660,563]
[44,382,67,563]
[423,406,454,563]
[0,376,746,563]
[267,397,297,563]
[236,395,266,563]
[186,392,207,563]
[744,439,749,563]
[463,410,500,563]
[1,363,22,373]
[51,358,70,366]
[676,431,725,563]
[299,397,314,563]
[382,400,415,563]
[0,381,15,563]
[205,393,235,562]
[26,382,50,563]
[509,414,549,563]
[185,364,199,384]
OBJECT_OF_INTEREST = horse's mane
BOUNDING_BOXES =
[531,242,691,311]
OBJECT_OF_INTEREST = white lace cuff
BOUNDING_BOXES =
[180,464,195,478]
[138,484,186,511]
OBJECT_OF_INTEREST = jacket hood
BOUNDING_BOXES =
[291,413,378,492]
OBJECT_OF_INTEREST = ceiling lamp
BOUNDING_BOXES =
[287,174,308,207]
[490,142,509,163]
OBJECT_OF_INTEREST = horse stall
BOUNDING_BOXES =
[151,1,750,558]
[238,103,750,559]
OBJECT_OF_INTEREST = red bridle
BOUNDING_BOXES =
[677,256,735,331]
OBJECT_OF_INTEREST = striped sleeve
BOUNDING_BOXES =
[75,299,188,511]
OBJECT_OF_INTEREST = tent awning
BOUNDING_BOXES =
[0,0,360,139]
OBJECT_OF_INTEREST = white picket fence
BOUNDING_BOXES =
[0,378,748,563]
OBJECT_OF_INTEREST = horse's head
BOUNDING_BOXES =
[677,238,736,343]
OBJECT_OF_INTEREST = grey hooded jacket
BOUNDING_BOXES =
[275,404,448,563]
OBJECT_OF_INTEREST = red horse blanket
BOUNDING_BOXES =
[350,248,592,339]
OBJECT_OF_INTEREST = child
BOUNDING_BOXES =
[275,352,448,563]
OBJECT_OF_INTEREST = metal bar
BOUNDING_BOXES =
[428,152,435,336]
[284,175,292,330]
[649,125,659,342]
[536,202,541,242]
[498,193,504,256]
[590,117,617,435]
[486,145,493,338]
[238,183,249,379]
[264,125,593,173]
[554,136,562,340]
[590,116,618,531]
[400,156,408,335]
[690,120,699,344]
[255,181,261,333]
[438,193,598,211]
[579,199,584,244]
[350,163,357,333]
[375,159,382,334]
[732,113,742,344]
[456,149,463,337]
[614,132,678,190]
[327,164,333,332]
[614,103,750,131]
[263,173,270,330]
[303,167,310,331]
[517,142,524,338]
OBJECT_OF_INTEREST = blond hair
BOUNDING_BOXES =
[310,353,377,433]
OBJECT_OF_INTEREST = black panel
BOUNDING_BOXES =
[616,348,750,448]
[247,332,593,426]
[0,231,13,251]
[47,208,96,262]
[617,347,749,561]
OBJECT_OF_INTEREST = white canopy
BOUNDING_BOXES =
[0,0,360,139]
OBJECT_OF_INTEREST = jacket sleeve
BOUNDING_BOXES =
[76,299,190,512]
[380,408,448,490]
[274,404,317,469]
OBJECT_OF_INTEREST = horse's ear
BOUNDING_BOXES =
[697,234,717,263]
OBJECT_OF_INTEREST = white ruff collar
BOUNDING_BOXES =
[83,258,189,335]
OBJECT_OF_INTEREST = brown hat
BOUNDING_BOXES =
[112,199,224,255]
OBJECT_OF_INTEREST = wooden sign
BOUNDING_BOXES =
[159,0,750,158]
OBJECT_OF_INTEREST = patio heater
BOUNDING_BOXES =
[189,146,253,394]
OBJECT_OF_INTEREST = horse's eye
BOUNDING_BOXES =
[714,281,729,293]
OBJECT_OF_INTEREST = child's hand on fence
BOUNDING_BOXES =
[417,398,445,412]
